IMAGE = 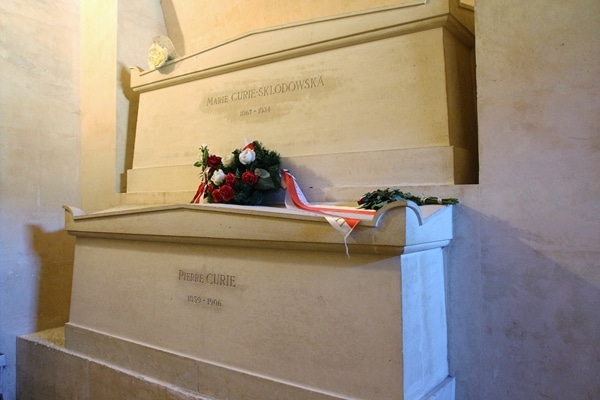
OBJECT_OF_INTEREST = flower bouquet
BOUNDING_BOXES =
[192,141,282,205]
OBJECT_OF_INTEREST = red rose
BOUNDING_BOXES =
[207,155,222,169]
[219,185,235,202]
[211,189,223,203]
[206,184,215,194]
[225,172,237,187]
[241,170,259,185]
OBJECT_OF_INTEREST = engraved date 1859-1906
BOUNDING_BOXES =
[187,295,222,308]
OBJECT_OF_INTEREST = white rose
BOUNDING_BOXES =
[148,43,169,69]
[223,153,236,168]
[239,148,256,165]
[210,169,226,185]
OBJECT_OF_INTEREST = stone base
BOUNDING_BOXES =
[17,327,455,400]
[126,146,475,198]
[16,328,207,400]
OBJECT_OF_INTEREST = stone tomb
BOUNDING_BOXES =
[62,201,454,399]
[123,0,476,204]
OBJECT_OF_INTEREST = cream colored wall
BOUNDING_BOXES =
[80,0,118,211]
[0,2,80,399]
[0,1,166,399]
[117,1,170,194]
[160,0,420,56]
[80,0,166,211]
[465,1,600,397]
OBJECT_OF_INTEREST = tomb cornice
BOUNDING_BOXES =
[130,1,473,93]
[63,202,452,256]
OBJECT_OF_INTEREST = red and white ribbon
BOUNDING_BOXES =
[191,181,205,204]
[281,169,376,253]
[191,167,210,204]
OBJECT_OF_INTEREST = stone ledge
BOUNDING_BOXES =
[16,328,210,400]
[64,202,452,255]
[64,324,350,400]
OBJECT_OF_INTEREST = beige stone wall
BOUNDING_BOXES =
[160,0,420,56]
[159,0,476,57]
[462,1,600,398]
[0,1,80,399]
[0,1,166,399]
[80,0,167,211]
[80,0,118,211]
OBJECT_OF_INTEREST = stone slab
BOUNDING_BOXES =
[67,241,397,398]
[133,28,452,169]
[64,325,352,400]
[126,146,464,194]
[16,328,209,400]
[19,327,455,400]
[66,244,452,399]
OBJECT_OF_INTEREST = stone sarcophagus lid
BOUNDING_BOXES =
[63,201,455,399]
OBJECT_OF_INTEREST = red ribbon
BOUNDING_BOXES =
[191,181,205,204]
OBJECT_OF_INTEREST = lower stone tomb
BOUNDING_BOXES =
[60,201,455,399]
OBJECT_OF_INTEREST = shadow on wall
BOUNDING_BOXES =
[446,205,600,400]
[159,0,185,56]
[28,225,75,332]
[119,64,140,194]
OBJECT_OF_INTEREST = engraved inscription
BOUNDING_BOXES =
[206,95,229,106]
[179,270,236,309]
[240,106,271,117]
[186,295,223,308]
[178,270,237,288]
[205,75,325,108]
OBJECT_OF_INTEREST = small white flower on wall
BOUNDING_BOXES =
[147,35,177,70]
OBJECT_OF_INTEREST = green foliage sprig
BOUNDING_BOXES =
[357,188,459,210]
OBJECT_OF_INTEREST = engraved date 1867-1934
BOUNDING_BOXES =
[239,106,271,117]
